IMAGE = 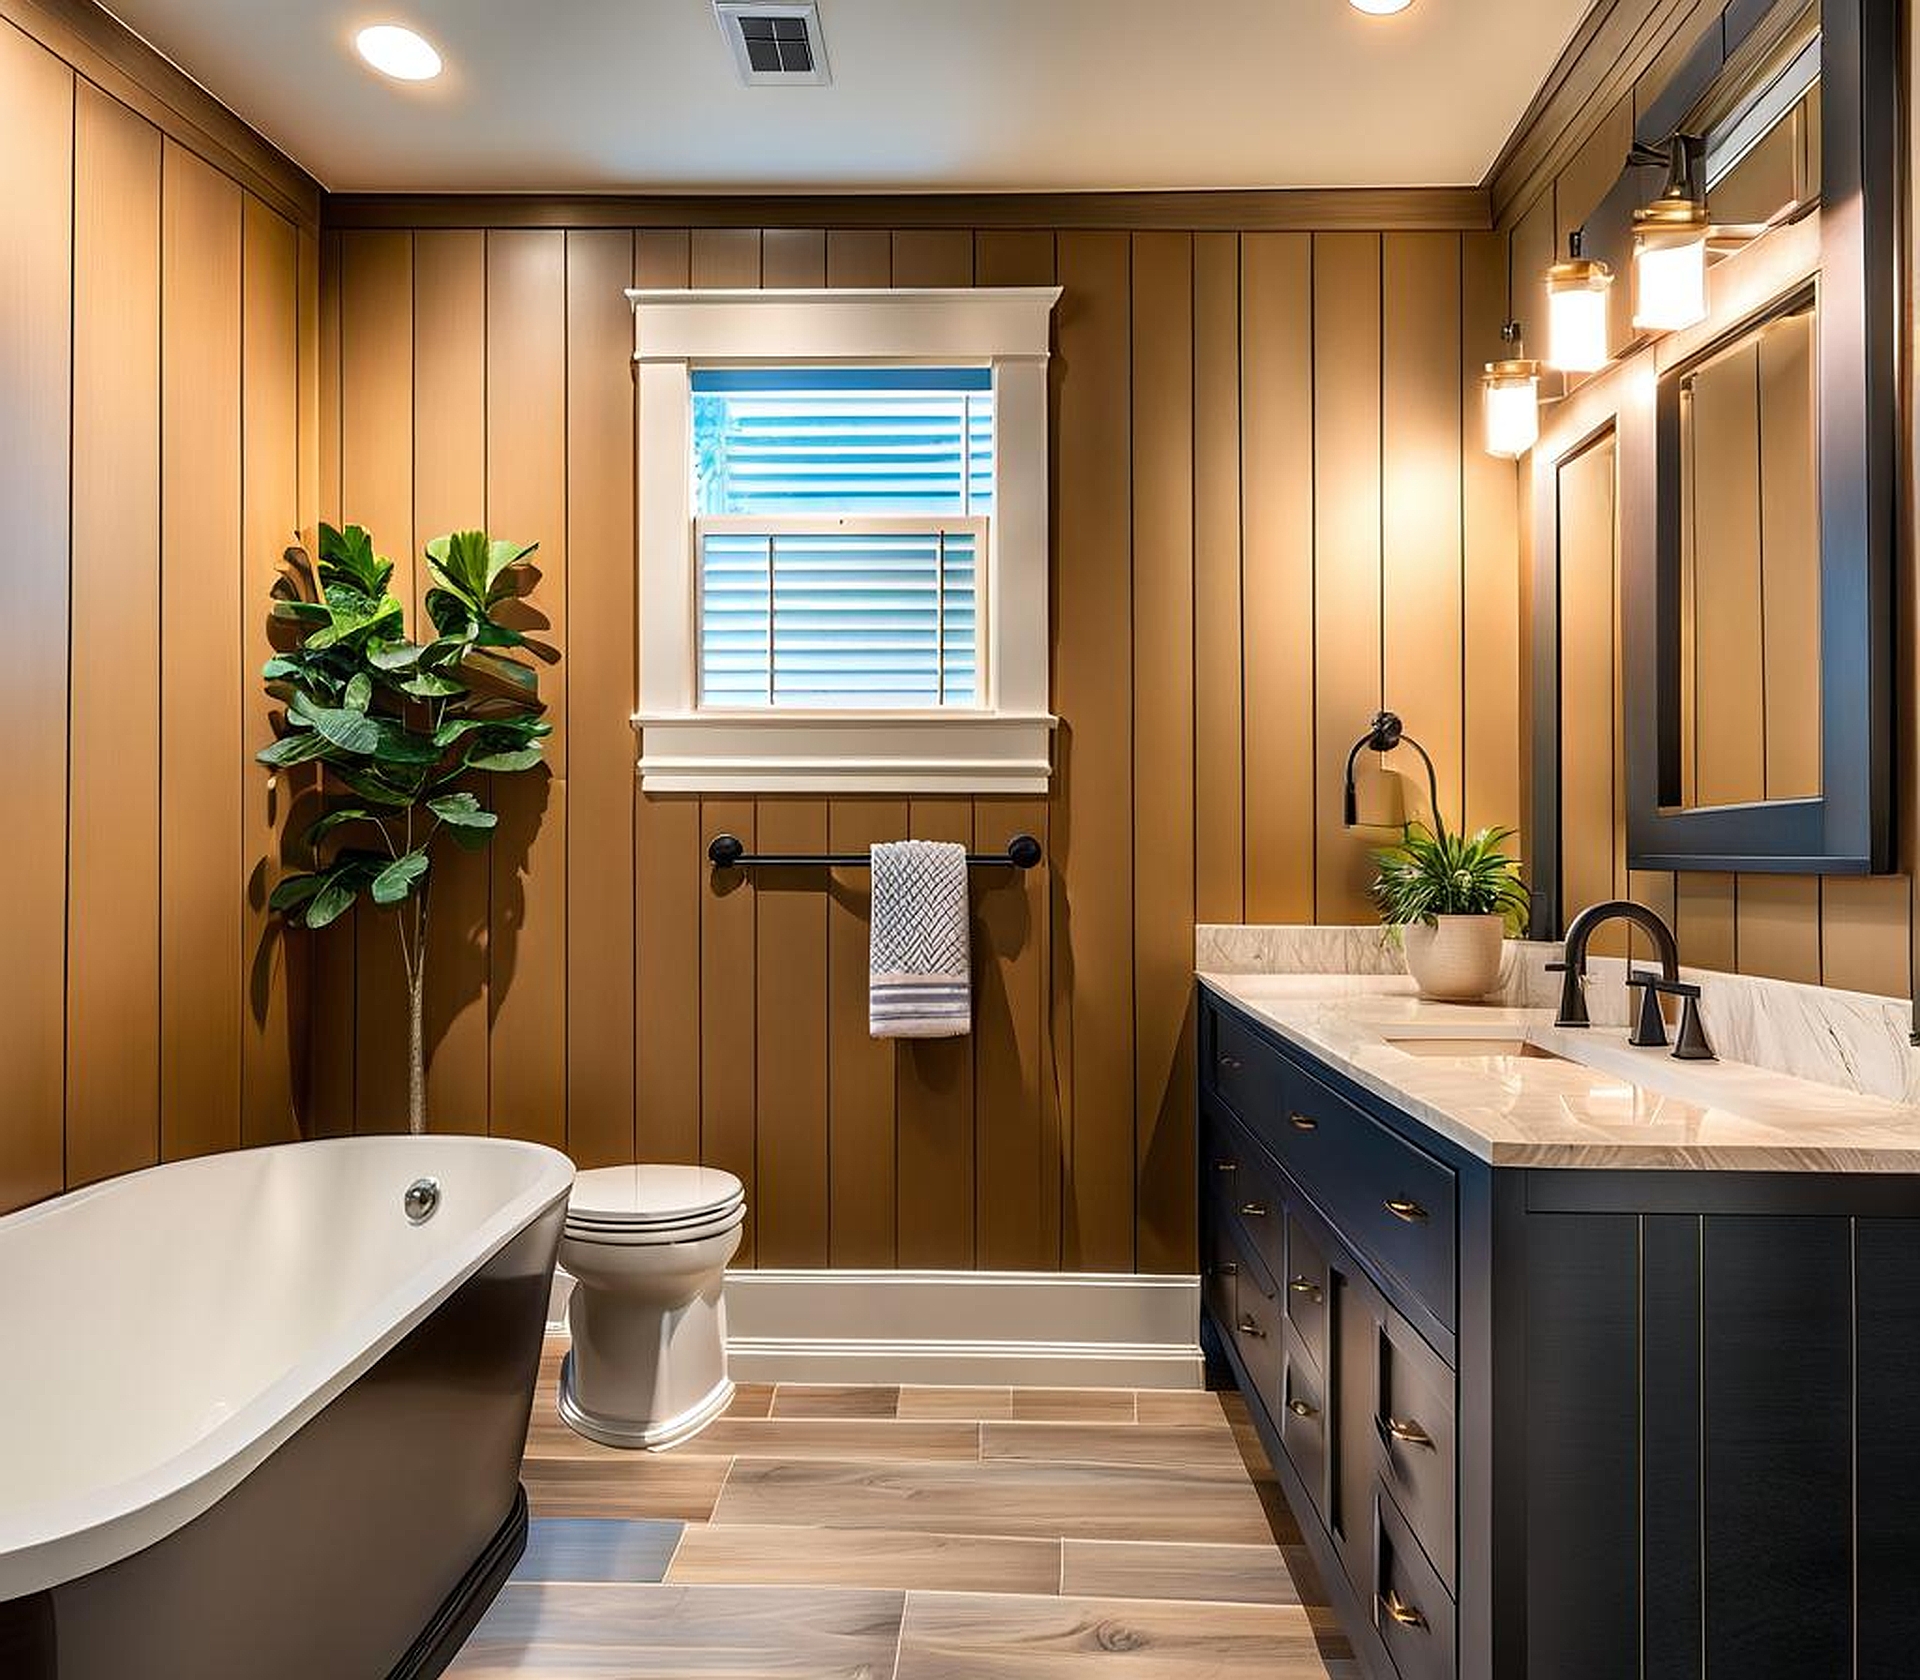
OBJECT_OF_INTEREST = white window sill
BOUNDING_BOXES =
[633,711,1057,794]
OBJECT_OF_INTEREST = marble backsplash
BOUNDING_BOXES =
[1197,924,1920,1105]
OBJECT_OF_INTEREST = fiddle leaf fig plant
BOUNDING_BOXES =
[259,522,557,1133]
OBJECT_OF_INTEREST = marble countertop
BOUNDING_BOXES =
[1200,972,1920,1172]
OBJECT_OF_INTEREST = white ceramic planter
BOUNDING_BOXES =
[1399,914,1505,1002]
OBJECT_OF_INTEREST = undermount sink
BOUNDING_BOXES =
[1383,1035,1568,1062]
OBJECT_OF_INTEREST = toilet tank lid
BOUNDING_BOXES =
[566,1163,745,1224]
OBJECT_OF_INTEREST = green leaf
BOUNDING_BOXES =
[371,849,430,905]
[317,523,395,598]
[301,806,374,850]
[268,873,324,913]
[334,766,423,807]
[255,730,330,769]
[368,641,422,671]
[401,670,465,699]
[270,599,332,626]
[343,672,373,712]
[466,745,545,774]
[304,874,360,928]
[289,691,383,755]
[427,791,497,830]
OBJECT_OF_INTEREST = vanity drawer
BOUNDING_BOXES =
[1374,1488,1457,1680]
[1203,1112,1286,1287]
[1279,1323,1329,1520]
[1285,1067,1458,1330]
[1206,1001,1288,1129]
[1228,1247,1284,1418]
[1202,1212,1239,1332]
[1284,1211,1331,1374]
[1372,1310,1457,1588]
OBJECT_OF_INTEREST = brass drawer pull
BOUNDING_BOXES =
[1382,1415,1434,1449]
[1236,1315,1267,1339]
[1286,1396,1318,1419]
[1213,1159,1239,1173]
[1217,1052,1243,1072]
[1380,1589,1427,1630]
[1384,1197,1428,1223]
[1288,1112,1317,1131]
[1239,1201,1269,1218]
[1287,1277,1323,1303]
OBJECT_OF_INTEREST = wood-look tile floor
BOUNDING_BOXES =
[447,1337,1356,1678]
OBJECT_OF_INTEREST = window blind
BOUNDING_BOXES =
[692,367,991,709]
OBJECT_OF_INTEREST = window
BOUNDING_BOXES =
[630,286,1059,793]
[692,367,989,709]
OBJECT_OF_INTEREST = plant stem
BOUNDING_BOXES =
[407,880,431,1135]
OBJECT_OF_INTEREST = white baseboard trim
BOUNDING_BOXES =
[547,1268,1204,1390]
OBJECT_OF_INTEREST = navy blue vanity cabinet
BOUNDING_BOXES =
[1198,984,1920,1680]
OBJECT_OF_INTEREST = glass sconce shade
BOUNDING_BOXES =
[1545,258,1613,371]
[1632,203,1710,332]
[1481,358,1540,459]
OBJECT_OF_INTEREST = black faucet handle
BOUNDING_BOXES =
[1669,991,1715,1061]
[1625,970,1669,1049]
[1646,977,1702,1001]
[1545,959,1590,1027]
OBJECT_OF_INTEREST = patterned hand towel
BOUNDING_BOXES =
[869,840,972,1039]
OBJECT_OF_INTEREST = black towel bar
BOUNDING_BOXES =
[707,832,1043,871]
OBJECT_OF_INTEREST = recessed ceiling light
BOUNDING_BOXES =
[354,23,443,81]
[1350,0,1414,13]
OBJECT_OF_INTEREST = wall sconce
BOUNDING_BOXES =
[1545,231,1613,372]
[1481,322,1540,459]
[1342,710,1441,829]
[1630,134,1710,333]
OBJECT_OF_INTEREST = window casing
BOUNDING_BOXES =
[629,286,1059,794]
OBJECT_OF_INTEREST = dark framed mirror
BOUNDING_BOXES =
[1621,0,1896,874]
[1528,0,1896,936]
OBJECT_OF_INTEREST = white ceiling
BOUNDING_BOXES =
[107,0,1595,195]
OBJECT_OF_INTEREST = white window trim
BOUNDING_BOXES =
[628,285,1061,795]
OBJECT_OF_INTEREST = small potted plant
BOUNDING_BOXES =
[1370,822,1529,1002]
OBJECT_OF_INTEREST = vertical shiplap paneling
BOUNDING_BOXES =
[411,229,492,1134]
[827,799,905,1266]
[0,25,73,1208]
[1193,232,1245,923]
[1733,876,1822,984]
[761,227,826,288]
[898,797,978,1268]
[306,226,355,1135]
[753,799,829,1265]
[158,140,243,1161]
[826,229,891,287]
[632,228,702,1168]
[1240,233,1315,922]
[564,227,640,1167]
[1556,432,1621,949]
[240,196,302,1149]
[1130,230,1197,1277]
[1053,230,1135,1271]
[1821,877,1913,999]
[1381,233,1464,830]
[891,228,974,287]
[485,228,569,1149]
[1461,231,1522,836]
[689,229,760,1247]
[1312,233,1385,919]
[700,799,758,1260]
[337,228,414,1130]
[1675,874,1737,972]
[972,227,1059,1270]
[67,83,160,1186]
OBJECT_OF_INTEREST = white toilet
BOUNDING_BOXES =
[557,1164,747,1451]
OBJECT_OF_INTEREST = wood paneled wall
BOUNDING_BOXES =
[1506,0,1917,998]
[0,11,316,1212]
[311,217,1517,1272]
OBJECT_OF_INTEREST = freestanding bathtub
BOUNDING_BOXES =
[0,1135,572,1680]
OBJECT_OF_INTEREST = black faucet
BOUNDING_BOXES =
[1544,899,1715,1061]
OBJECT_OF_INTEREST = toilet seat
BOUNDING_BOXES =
[564,1164,745,1246]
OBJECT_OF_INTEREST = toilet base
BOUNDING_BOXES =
[557,1349,734,1451]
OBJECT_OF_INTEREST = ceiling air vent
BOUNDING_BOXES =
[714,1,832,86]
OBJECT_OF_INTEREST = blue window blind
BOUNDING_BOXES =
[692,367,991,709]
